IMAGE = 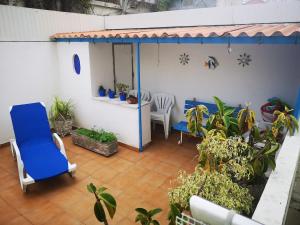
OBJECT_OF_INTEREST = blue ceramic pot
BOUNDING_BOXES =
[99,89,106,97]
[108,90,116,99]
[119,92,127,101]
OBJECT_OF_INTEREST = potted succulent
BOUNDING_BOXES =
[98,85,106,97]
[108,89,116,99]
[49,97,74,137]
[116,83,129,101]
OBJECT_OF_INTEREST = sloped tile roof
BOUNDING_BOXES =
[51,23,300,39]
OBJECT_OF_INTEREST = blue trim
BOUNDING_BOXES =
[55,36,300,45]
[136,43,143,152]
[294,88,300,119]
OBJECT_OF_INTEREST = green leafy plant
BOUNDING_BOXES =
[135,207,162,225]
[237,104,256,134]
[186,105,209,137]
[206,96,240,137]
[197,130,254,181]
[168,169,253,215]
[272,106,299,137]
[76,128,117,143]
[87,183,117,225]
[49,96,74,123]
[167,203,182,225]
[115,83,129,94]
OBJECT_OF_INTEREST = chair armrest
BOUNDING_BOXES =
[53,133,67,158]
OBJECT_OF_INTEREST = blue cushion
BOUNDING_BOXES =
[20,140,68,181]
[10,103,69,181]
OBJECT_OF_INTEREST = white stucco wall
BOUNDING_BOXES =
[0,5,105,144]
[0,42,59,144]
[135,44,300,124]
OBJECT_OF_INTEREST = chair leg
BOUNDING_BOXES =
[69,171,76,178]
[178,132,183,145]
[164,122,169,139]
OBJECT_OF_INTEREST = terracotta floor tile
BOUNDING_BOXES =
[22,201,64,224]
[44,212,83,225]
[0,130,198,225]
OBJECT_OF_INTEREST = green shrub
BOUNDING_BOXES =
[76,128,117,143]
[168,169,253,215]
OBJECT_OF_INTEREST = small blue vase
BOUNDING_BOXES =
[99,89,106,97]
[119,92,127,101]
[108,89,116,99]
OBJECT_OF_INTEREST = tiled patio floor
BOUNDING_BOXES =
[0,130,198,225]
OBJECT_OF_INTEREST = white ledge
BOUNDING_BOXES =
[92,96,150,109]
[252,135,300,225]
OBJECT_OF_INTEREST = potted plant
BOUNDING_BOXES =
[49,96,74,137]
[98,85,106,97]
[116,83,129,101]
[108,89,116,99]
[71,127,118,156]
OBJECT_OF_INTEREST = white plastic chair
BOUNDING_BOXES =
[151,93,175,139]
[128,89,151,102]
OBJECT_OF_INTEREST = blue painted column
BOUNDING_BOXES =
[136,42,143,152]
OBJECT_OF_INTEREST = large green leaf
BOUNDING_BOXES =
[213,96,224,115]
[264,143,280,155]
[87,183,96,193]
[222,116,230,129]
[268,156,276,170]
[149,208,162,217]
[253,158,264,176]
[224,107,235,116]
[135,208,149,217]
[99,192,117,218]
[94,201,106,222]
[167,203,181,225]
[97,186,107,194]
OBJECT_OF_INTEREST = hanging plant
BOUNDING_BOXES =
[179,53,190,65]
[237,53,252,67]
[204,56,219,70]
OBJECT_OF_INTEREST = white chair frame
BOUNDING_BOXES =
[10,133,76,192]
[128,89,151,102]
[150,93,175,139]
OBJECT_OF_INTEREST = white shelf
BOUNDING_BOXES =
[92,96,150,109]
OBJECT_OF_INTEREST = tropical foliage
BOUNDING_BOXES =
[237,104,256,134]
[206,97,240,137]
[2,0,93,13]
[186,105,208,137]
[272,106,299,137]
[49,96,74,123]
[87,183,117,225]
[135,207,162,225]
[168,169,253,215]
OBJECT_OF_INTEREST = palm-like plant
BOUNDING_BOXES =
[49,96,74,123]
[186,105,209,137]
[237,103,256,134]
[135,207,162,225]
[206,96,239,137]
[272,106,299,137]
[87,183,117,225]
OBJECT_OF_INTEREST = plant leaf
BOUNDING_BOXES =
[87,183,96,193]
[94,201,106,222]
[151,220,160,225]
[135,208,149,217]
[149,208,162,217]
[99,193,117,219]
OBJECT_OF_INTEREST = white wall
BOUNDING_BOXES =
[0,5,105,144]
[0,5,104,41]
[136,44,300,123]
[89,43,114,96]
[105,2,300,29]
[0,42,59,143]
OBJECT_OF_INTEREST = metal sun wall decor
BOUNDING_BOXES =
[237,53,252,67]
[204,56,219,70]
[179,53,190,65]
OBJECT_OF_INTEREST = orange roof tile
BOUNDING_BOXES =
[51,23,300,39]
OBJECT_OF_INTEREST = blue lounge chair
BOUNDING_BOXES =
[9,102,76,192]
